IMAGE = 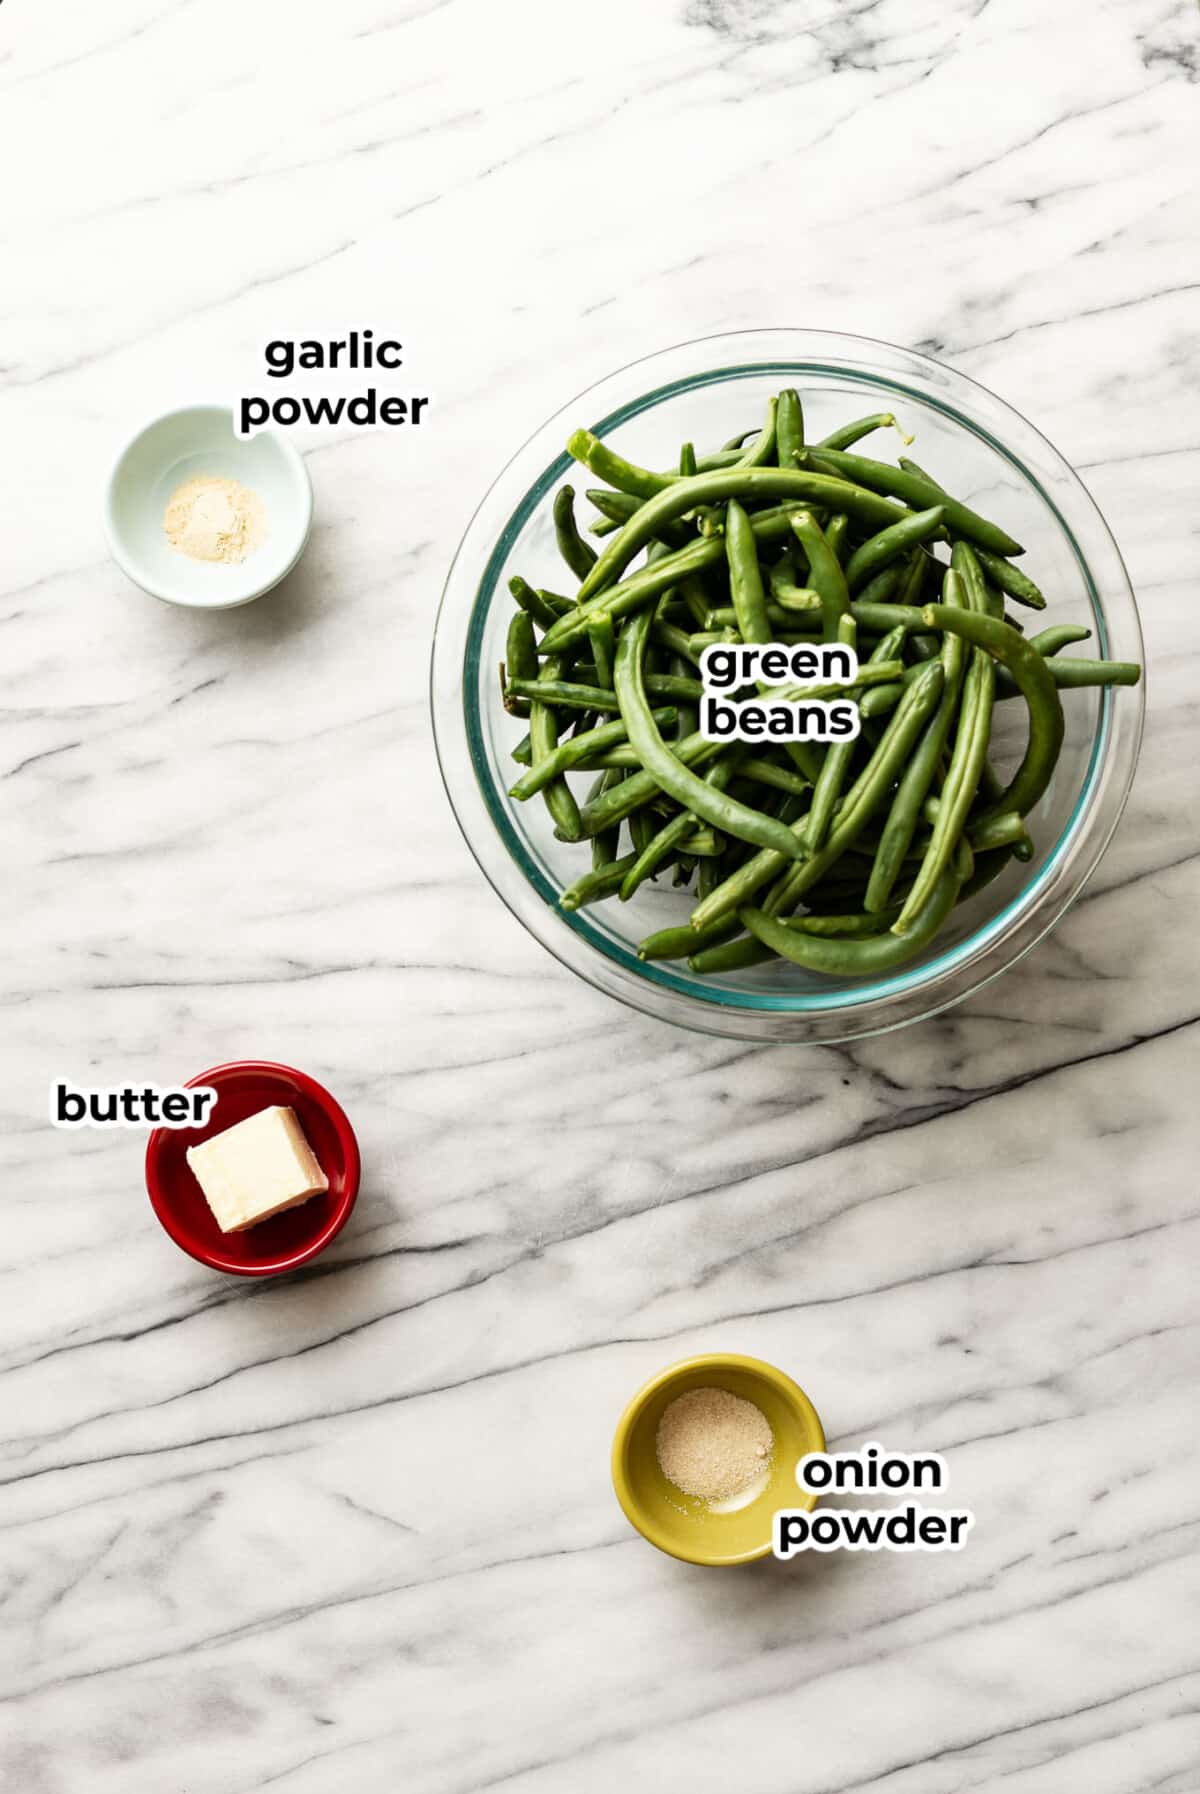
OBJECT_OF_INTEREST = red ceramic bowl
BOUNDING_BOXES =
[145,1061,360,1276]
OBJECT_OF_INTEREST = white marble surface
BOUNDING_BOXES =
[3,1,1200,1789]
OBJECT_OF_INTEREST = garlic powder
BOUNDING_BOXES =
[164,475,266,565]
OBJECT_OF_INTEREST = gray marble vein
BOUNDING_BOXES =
[2,0,1199,1789]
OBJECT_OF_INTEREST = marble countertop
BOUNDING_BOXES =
[3,2,1199,1790]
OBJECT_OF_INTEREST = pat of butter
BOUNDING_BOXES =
[187,1105,329,1233]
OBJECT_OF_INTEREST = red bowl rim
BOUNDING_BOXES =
[144,1060,361,1277]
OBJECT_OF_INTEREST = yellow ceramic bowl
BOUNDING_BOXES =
[611,1353,826,1566]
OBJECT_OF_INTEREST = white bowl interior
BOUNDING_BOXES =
[105,406,312,608]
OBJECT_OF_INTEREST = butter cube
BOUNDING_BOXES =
[187,1105,329,1233]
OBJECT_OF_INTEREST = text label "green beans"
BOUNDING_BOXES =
[697,639,864,744]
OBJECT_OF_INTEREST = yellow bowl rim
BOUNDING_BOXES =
[610,1352,827,1567]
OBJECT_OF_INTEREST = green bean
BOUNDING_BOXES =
[682,829,723,856]
[679,573,711,631]
[825,512,851,563]
[1028,624,1092,656]
[766,559,813,605]
[506,610,537,680]
[531,656,583,842]
[509,575,566,633]
[639,917,741,961]
[771,590,823,619]
[506,675,703,713]
[975,547,1048,611]
[897,455,940,486]
[865,570,967,914]
[632,672,706,703]
[805,619,873,855]
[950,541,1027,827]
[695,853,720,902]
[614,606,806,861]
[854,563,909,608]
[953,830,976,888]
[757,660,906,706]
[509,706,678,799]
[951,539,989,614]
[503,610,538,717]
[629,804,655,858]
[920,604,1064,819]
[789,905,903,936]
[553,485,598,582]
[964,809,1034,854]
[679,442,697,477]
[584,492,695,551]
[711,597,820,628]
[869,623,908,666]
[802,448,1024,557]
[691,896,916,971]
[726,499,773,644]
[738,757,811,797]
[589,768,623,869]
[896,547,931,609]
[894,629,994,933]
[574,467,912,607]
[906,631,941,664]
[563,746,645,770]
[739,863,959,974]
[735,396,778,467]
[699,887,916,964]
[587,614,615,689]
[994,657,1142,698]
[674,452,758,484]
[818,413,908,451]
[560,853,639,911]
[849,600,927,634]
[776,388,805,466]
[806,737,855,854]
[845,506,946,596]
[694,445,758,471]
[857,662,934,719]
[789,510,850,641]
[688,934,775,973]
[567,429,675,500]
[586,488,642,526]
[667,652,699,742]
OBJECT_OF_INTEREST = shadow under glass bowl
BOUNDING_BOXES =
[431,329,1144,1044]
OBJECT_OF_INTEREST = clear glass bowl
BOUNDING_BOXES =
[431,330,1144,1043]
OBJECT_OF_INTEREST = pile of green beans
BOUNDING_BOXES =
[500,392,1141,978]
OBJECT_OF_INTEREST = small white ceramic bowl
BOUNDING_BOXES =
[105,404,313,608]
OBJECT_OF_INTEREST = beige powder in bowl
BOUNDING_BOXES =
[656,1385,774,1502]
[164,474,266,565]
